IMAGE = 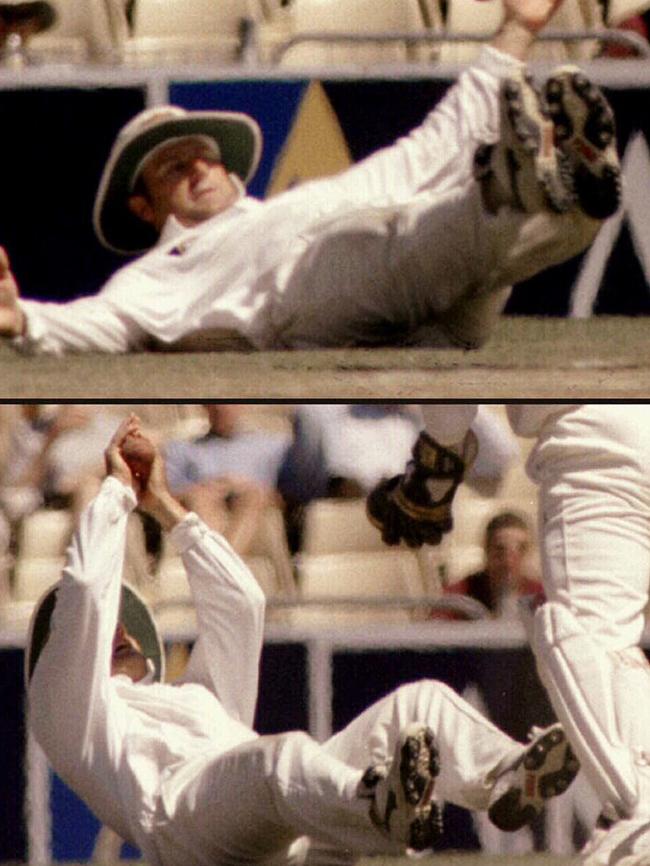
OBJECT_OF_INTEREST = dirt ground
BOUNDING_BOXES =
[1,316,648,399]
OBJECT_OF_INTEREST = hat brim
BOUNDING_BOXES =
[94,111,262,256]
[25,581,165,687]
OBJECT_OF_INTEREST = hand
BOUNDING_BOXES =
[493,0,566,59]
[366,430,477,548]
[502,0,565,33]
[0,246,25,337]
[104,414,142,494]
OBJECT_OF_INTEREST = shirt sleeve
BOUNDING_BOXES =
[28,476,137,778]
[169,513,266,727]
[14,293,149,355]
[281,46,524,211]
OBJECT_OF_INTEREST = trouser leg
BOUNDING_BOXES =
[162,732,397,865]
[528,405,650,819]
[321,679,522,812]
[274,177,600,350]
[387,185,601,346]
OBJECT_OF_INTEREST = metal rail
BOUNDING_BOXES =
[271,26,650,62]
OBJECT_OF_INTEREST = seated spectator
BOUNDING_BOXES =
[163,404,290,555]
[447,510,543,619]
[278,404,423,504]
[0,404,115,521]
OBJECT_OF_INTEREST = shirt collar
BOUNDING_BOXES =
[156,174,256,246]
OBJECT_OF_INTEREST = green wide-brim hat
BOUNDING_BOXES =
[25,580,165,686]
[93,105,263,256]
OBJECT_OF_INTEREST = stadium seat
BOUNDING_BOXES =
[292,547,429,625]
[278,0,438,66]
[301,496,447,596]
[124,0,266,64]
[301,498,386,555]
[27,0,119,62]
[154,505,296,606]
[13,556,64,603]
[17,509,72,560]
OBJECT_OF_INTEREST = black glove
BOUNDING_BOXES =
[366,429,477,548]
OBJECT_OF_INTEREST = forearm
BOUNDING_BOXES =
[29,477,135,757]
[171,512,265,725]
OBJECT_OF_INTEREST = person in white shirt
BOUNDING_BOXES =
[368,403,650,866]
[0,0,621,355]
[26,414,580,866]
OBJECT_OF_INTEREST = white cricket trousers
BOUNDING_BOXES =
[528,405,650,818]
[273,184,600,350]
[154,680,523,866]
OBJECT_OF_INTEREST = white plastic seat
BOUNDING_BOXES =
[154,505,296,605]
[125,0,262,64]
[293,548,427,625]
[28,0,118,62]
[17,509,73,560]
[13,556,64,603]
[301,498,386,555]
[300,497,446,596]
[278,0,435,67]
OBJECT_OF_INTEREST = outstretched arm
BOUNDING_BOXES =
[0,246,149,354]
[280,0,569,213]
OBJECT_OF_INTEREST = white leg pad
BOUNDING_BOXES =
[531,601,639,817]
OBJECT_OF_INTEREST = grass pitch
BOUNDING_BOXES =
[1,316,648,399]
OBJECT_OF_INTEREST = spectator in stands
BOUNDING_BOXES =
[0,404,134,588]
[0,404,117,524]
[447,511,543,619]
[163,404,290,555]
[278,404,423,503]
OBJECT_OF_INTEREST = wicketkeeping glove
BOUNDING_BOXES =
[366,429,478,548]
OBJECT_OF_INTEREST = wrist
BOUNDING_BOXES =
[492,17,536,60]
[145,491,188,531]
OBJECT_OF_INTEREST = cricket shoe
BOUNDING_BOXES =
[488,723,580,832]
[359,724,443,852]
[543,66,621,219]
[474,68,573,215]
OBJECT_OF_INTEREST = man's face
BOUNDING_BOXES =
[485,526,530,588]
[111,622,148,682]
[128,137,238,232]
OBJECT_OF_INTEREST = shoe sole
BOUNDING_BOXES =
[371,725,443,851]
[500,73,573,214]
[400,726,444,851]
[544,68,621,219]
[488,725,580,832]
